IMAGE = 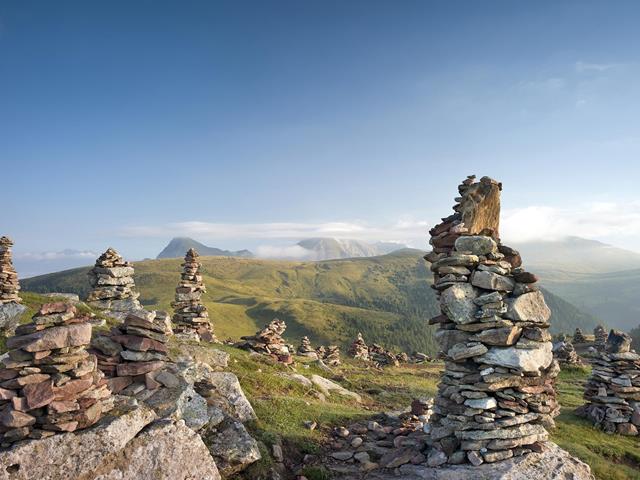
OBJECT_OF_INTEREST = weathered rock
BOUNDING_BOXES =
[478,341,553,373]
[471,271,514,292]
[454,236,497,256]
[201,417,261,476]
[504,291,550,323]
[0,303,26,334]
[440,284,477,324]
[310,374,362,402]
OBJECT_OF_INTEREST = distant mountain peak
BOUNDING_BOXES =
[295,237,407,260]
[156,237,253,259]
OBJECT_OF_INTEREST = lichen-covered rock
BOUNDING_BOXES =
[0,302,26,333]
[201,417,261,477]
[94,419,220,480]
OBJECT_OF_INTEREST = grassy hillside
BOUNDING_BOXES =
[21,250,601,355]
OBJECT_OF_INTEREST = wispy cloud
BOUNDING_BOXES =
[575,61,623,73]
[14,249,97,261]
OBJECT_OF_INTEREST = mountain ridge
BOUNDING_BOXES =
[156,237,253,259]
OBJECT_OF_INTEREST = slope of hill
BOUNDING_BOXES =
[21,250,601,355]
[157,237,253,259]
[296,237,406,260]
[513,236,640,274]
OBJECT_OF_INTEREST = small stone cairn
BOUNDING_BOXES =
[324,345,341,367]
[552,335,583,366]
[297,336,318,359]
[237,319,291,362]
[576,329,640,436]
[86,248,142,321]
[593,325,607,352]
[91,310,172,398]
[0,302,112,446]
[424,175,559,466]
[348,333,370,361]
[369,343,400,368]
[171,248,217,342]
[0,237,20,305]
[573,328,587,344]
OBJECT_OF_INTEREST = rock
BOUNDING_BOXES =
[471,271,514,292]
[605,330,631,354]
[464,397,497,409]
[447,343,488,360]
[94,419,221,480]
[332,451,354,461]
[0,404,157,479]
[0,303,26,333]
[363,443,592,479]
[504,291,550,324]
[478,341,553,373]
[201,417,261,476]
[471,326,522,346]
[426,449,448,467]
[8,323,92,352]
[310,375,361,402]
[280,373,313,388]
[440,284,477,324]
[454,236,497,256]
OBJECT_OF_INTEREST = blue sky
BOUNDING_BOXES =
[2,0,640,274]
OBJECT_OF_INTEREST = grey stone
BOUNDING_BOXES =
[454,236,497,256]
[0,303,27,333]
[202,417,261,476]
[478,340,553,373]
[448,343,488,361]
[471,271,515,292]
[440,284,478,324]
[504,291,550,323]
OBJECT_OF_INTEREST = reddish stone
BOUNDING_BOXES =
[23,380,55,409]
[145,373,161,390]
[11,397,28,412]
[53,378,93,401]
[38,303,76,316]
[107,376,133,394]
[110,335,168,353]
[513,271,538,283]
[47,400,79,414]
[116,360,164,377]
[0,387,16,400]
[0,408,36,428]
[33,350,52,360]
[1,373,50,389]
[42,421,78,432]
[8,324,92,352]
[0,369,18,381]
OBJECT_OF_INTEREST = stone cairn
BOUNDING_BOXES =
[297,336,318,359]
[593,325,607,352]
[0,302,112,446]
[552,335,583,366]
[369,343,400,368]
[172,248,217,342]
[237,319,292,362]
[573,328,587,344]
[576,329,640,436]
[324,345,341,367]
[91,310,172,398]
[348,333,370,361]
[0,237,20,305]
[86,248,142,321]
[424,175,559,466]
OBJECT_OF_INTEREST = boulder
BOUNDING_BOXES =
[145,382,210,431]
[454,236,497,256]
[93,420,220,480]
[310,375,362,402]
[201,417,261,476]
[0,303,26,333]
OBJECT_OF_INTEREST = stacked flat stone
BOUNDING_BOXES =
[577,330,640,436]
[324,346,341,367]
[171,248,216,342]
[593,325,607,352]
[424,175,559,466]
[86,248,142,320]
[0,237,20,304]
[0,302,112,446]
[237,319,290,358]
[316,345,326,359]
[396,352,410,363]
[573,328,587,344]
[297,336,318,359]
[348,333,370,361]
[552,336,583,366]
[369,344,400,368]
[91,310,171,397]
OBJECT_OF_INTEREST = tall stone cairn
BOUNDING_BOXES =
[576,330,640,436]
[424,175,559,466]
[348,332,370,361]
[90,310,172,398]
[324,345,341,367]
[297,336,318,358]
[171,248,217,342]
[0,237,20,304]
[86,248,142,319]
[593,325,607,352]
[0,302,112,446]
[369,343,400,367]
[552,335,583,366]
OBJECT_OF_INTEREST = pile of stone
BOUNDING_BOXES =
[324,346,341,367]
[86,248,142,321]
[552,335,584,366]
[593,325,607,352]
[236,319,291,362]
[171,248,217,342]
[91,310,172,398]
[0,236,20,305]
[297,336,318,359]
[411,352,432,364]
[369,343,400,368]
[576,330,640,436]
[424,175,559,466]
[0,302,112,446]
[348,333,370,361]
[573,328,587,344]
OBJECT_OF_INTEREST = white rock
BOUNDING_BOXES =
[440,284,478,324]
[478,341,553,373]
[505,291,551,323]
[310,375,362,402]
